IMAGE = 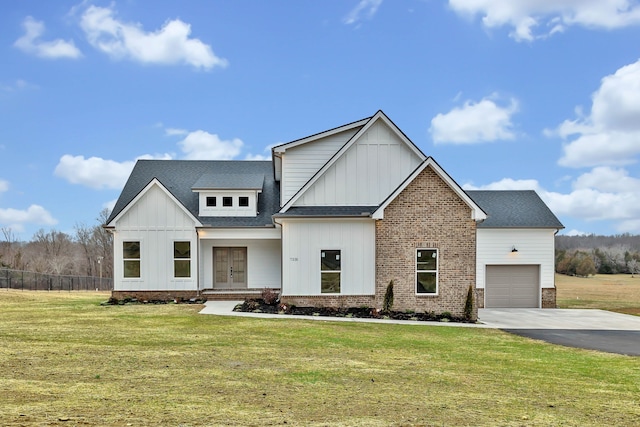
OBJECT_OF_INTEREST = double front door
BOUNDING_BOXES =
[213,247,247,289]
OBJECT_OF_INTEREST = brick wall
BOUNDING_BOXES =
[112,290,199,302]
[280,295,376,308]
[475,288,485,309]
[375,166,478,319]
[542,288,556,308]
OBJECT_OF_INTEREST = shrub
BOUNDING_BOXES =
[464,285,474,321]
[261,288,278,305]
[382,280,394,312]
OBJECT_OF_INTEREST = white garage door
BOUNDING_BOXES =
[485,265,540,308]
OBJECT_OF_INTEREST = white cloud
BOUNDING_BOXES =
[465,167,640,233]
[178,131,243,160]
[165,127,188,136]
[0,205,57,232]
[553,59,640,168]
[54,153,171,190]
[430,96,518,144]
[572,166,640,192]
[464,177,543,192]
[344,0,383,25]
[14,16,82,59]
[0,180,8,193]
[245,143,278,161]
[79,5,227,70]
[448,0,640,41]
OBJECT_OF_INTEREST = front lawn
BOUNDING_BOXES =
[0,291,638,426]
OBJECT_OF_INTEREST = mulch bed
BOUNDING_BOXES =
[234,299,474,323]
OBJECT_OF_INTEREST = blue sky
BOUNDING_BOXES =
[2,0,640,239]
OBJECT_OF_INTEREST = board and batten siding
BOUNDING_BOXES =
[281,219,375,296]
[281,127,361,205]
[294,120,423,206]
[199,238,281,289]
[476,228,556,290]
[113,183,198,291]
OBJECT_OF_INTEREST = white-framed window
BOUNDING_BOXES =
[320,250,341,293]
[416,249,438,294]
[206,196,216,207]
[123,241,141,278]
[239,196,249,207]
[174,241,191,278]
[223,196,233,207]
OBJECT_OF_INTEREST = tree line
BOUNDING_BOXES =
[555,234,640,277]
[0,208,113,278]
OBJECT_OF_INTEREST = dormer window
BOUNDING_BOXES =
[192,172,264,218]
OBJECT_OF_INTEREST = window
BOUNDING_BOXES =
[239,196,249,207]
[174,241,191,278]
[321,250,341,293]
[416,249,438,294]
[206,196,216,207]
[223,196,233,207]
[123,241,140,278]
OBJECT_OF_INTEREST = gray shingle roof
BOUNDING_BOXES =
[192,173,264,190]
[467,190,564,229]
[274,206,378,217]
[107,160,279,228]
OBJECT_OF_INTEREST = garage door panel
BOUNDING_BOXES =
[486,265,539,308]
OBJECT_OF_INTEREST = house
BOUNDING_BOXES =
[105,111,563,318]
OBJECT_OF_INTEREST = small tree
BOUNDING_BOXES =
[382,280,394,312]
[464,285,474,321]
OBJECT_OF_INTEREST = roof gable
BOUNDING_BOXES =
[106,178,202,227]
[372,157,487,221]
[280,111,427,212]
[106,160,279,228]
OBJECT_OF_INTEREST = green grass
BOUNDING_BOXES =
[556,273,640,315]
[1,291,639,426]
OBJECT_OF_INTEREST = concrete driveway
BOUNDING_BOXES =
[479,308,640,356]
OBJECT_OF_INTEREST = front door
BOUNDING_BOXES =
[213,247,247,289]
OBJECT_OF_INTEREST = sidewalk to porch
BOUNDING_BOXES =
[199,300,490,327]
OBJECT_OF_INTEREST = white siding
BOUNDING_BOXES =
[200,238,281,289]
[281,219,375,295]
[198,190,258,217]
[294,120,423,206]
[281,127,361,205]
[476,228,556,290]
[113,184,198,291]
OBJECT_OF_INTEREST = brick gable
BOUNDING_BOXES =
[375,165,477,319]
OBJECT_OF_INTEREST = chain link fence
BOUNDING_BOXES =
[0,268,113,291]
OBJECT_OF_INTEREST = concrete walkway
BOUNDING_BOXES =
[478,308,640,330]
[199,300,489,327]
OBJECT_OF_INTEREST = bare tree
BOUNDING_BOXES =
[1,227,26,270]
[628,259,640,278]
[31,229,75,275]
[73,208,113,278]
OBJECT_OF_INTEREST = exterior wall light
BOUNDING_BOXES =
[511,246,518,253]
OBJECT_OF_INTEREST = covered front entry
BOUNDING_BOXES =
[485,265,540,308]
[213,247,247,289]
